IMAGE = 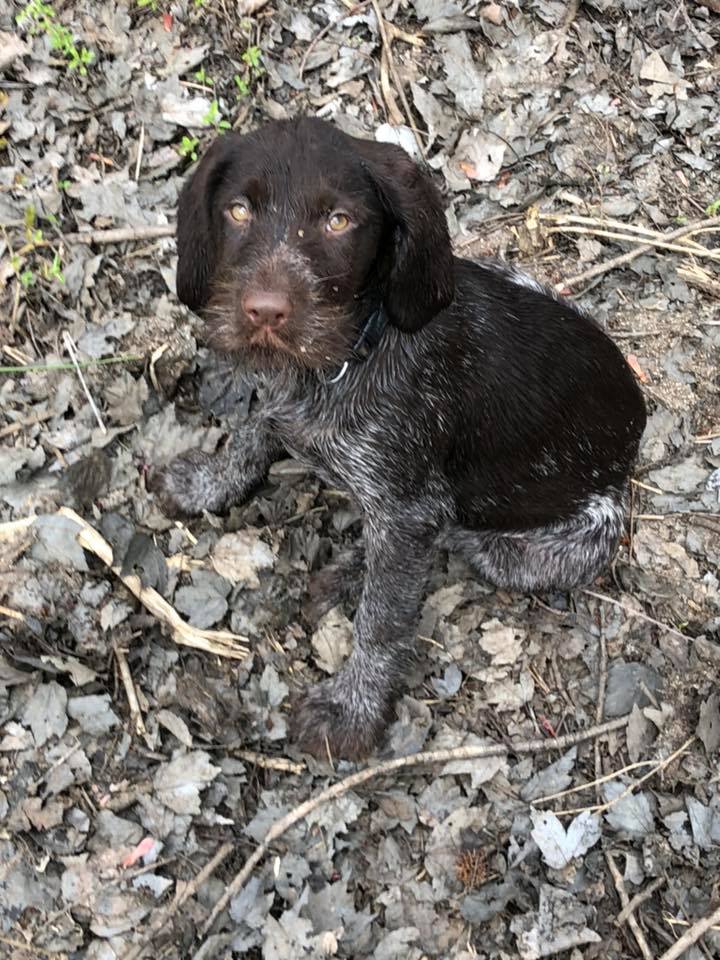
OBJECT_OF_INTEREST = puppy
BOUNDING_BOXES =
[151,117,646,760]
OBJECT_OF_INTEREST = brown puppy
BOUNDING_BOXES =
[151,117,646,760]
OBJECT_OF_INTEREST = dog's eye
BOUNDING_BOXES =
[326,211,351,234]
[228,202,252,225]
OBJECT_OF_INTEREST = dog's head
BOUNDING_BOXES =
[175,117,454,369]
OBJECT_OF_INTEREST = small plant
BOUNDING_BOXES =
[8,204,66,293]
[233,44,264,99]
[137,0,158,9]
[242,45,263,72]
[178,135,199,161]
[195,65,212,85]
[706,197,720,217]
[202,99,231,131]
[16,1,94,75]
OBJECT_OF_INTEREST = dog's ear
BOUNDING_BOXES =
[353,138,454,332]
[176,135,238,312]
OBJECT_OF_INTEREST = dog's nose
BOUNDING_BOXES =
[242,291,291,329]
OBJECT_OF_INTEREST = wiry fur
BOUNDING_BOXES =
[151,117,647,761]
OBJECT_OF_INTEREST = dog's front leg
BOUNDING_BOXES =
[149,419,284,518]
[292,510,438,761]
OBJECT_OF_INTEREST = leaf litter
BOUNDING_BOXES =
[1,0,720,956]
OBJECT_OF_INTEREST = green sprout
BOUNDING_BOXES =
[195,65,212,85]
[16,1,94,75]
[202,99,230,131]
[178,135,199,161]
[233,45,264,99]
[43,251,65,284]
[706,198,720,218]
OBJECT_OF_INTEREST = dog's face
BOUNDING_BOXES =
[176,118,454,369]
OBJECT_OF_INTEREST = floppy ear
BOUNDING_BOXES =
[176,135,238,312]
[353,138,454,332]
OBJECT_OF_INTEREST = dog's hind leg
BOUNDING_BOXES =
[442,491,627,593]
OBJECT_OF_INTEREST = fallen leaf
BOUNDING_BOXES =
[530,810,601,869]
[121,837,157,869]
[626,354,649,383]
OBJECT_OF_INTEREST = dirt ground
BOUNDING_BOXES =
[1,1,720,958]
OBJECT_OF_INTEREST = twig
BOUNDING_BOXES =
[0,409,54,439]
[540,212,720,245]
[606,852,656,960]
[299,0,371,78]
[62,331,107,434]
[558,736,695,816]
[663,915,720,934]
[532,758,656,805]
[547,225,720,261]
[594,605,608,801]
[0,355,142,375]
[582,589,687,641]
[199,714,630,936]
[65,224,174,246]
[618,877,666,925]
[558,216,720,290]
[677,261,720,299]
[659,903,720,960]
[114,643,147,738]
[369,0,425,157]
[0,605,25,622]
[134,122,145,182]
[632,478,664,495]
[122,841,234,960]
[232,748,305,774]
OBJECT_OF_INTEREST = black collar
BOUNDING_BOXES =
[327,304,388,384]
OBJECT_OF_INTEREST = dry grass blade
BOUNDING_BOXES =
[547,224,720,260]
[677,260,720,299]
[56,507,248,659]
[659,903,720,960]
[557,736,695,817]
[558,215,720,290]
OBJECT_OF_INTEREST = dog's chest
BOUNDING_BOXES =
[267,389,384,499]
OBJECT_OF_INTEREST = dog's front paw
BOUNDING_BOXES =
[148,449,228,518]
[291,677,393,761]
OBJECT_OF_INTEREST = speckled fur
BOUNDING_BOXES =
[151,117,647,760]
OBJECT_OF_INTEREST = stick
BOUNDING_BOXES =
[558,736,695,817]
[558,216,720,290]
[369,0,426,157]
[199,714,630,936]
[232,748,305,774]
[114,643,147,738]
[548,225,720,261]
[532,758,656,805]
[594,607,608,800]
[540,212,720,245]
[659,903,720,960]
[122,841,234,960]
[582,589,687,641]
[606,852,656,960]
[617,877,666,925]
[62,331,107,434]
[65,224,175,246]
[299,0,371,78]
